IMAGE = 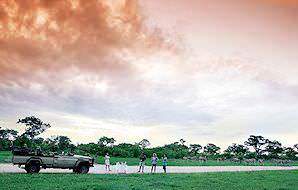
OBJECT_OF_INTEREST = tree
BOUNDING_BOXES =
[17,116,51,139]
[139,139,150,149]
[44,136,59,152]
[179,139,186,146]
[76,143,100,156]
[55,136,72,151]
[264,140,283,159]
[114,143,140,157]
[294,144,298,152]
[203,143,220,155]
[189,144,202,156]
[160,142,189,159]
[0,127,18,150]
[225,144,248,155]
[13,135,31,148]
[0,127,18,140]
[244,135,267,158]
[32,137,44,148]
[40,135,73,153]
[97,136,116,147]
[283,147,297,160]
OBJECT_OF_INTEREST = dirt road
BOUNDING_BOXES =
[1,164,297,174]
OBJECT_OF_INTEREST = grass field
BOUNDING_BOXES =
[0,151,12,163]
[0,170,297,190]
[95,156,298,166]
[1,151,298,166]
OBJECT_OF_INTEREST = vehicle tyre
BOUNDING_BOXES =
[25,163,40,174]
[73,168,79,173]
[78,165,89,174]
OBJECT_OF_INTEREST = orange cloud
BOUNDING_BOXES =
[263,0,298,7]
[0,0,175,87]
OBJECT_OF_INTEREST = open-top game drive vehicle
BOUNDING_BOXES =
[12,147,94,174]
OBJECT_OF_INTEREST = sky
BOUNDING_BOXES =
[0,0,297,148]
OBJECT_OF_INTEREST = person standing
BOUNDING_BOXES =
[162,155,167,173]
[138,152,147,173]
[151,153,158,173]
[104,153,111,172]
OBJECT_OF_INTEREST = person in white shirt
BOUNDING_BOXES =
[104,153,111,172]
[151,153,158,173]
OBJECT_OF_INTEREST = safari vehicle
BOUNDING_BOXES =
[12,147,94,174]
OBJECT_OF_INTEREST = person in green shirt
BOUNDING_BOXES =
[138,152,147,173]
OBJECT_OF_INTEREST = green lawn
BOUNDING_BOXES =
[96,156,298,166]
[0,170,297,190]
[0,151,12,163]
[1,151,298,166]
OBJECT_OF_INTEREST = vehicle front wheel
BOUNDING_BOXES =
[77,165,89,174]
[25,163,40,174]
[73,168,79,173]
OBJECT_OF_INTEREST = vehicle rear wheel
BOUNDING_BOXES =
[78,165,89,174]
[25,163,40,174]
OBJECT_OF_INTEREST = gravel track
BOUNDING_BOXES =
[1,164,298,174]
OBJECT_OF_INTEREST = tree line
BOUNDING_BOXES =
[0,116,297,160]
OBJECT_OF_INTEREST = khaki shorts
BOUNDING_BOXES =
[139,161,145,166]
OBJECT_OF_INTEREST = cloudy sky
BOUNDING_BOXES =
[0,0,297,148]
